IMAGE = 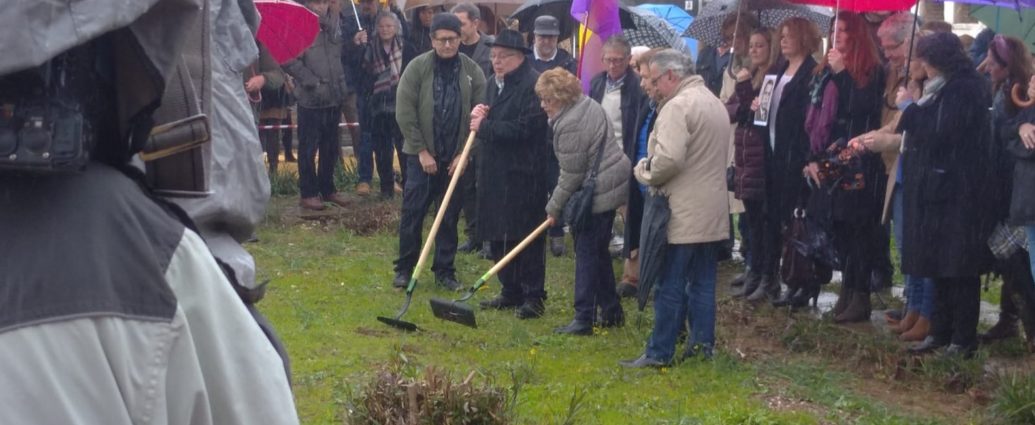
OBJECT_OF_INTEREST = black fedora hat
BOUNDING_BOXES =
[486,29,532,54]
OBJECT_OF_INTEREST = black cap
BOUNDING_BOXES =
[486,29,532,54]
[533,15,561,36]
[430,13,461,36]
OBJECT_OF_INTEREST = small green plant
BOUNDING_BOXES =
[914,350,987,393]
[987,373,1035,424]
[270,169,299,196]
[555,386,589,425]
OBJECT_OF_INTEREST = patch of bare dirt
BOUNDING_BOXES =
[269,195,400,236]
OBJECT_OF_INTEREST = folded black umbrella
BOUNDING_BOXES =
[636,190,671,312]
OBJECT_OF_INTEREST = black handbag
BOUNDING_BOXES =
[781,208,834,287]
[564,135,608,233]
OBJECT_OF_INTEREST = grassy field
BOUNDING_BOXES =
[249,191,1030,425]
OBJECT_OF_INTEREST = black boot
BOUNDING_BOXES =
[830,285,854,317]
[834,292,872,323]
[979,314,1018,343]
[771,284,801,307]
[734,272,762,298]
[746,275,780,302]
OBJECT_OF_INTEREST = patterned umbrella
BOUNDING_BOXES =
[624,7,691,53]
[683,0,833,47]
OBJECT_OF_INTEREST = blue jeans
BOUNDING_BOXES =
[645,242,718,362]
[1027,226,1035,284]
[893,184,935,318]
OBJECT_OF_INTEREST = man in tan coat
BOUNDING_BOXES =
[620,49,731,367]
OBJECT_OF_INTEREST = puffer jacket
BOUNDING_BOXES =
[283,13,347,109]
[727,78,766,200]
[546,96,631,219]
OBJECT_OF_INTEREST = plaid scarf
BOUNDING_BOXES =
[367,36,402,95]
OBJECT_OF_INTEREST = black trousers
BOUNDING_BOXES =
[259,118,284,174]
[297,106,342,198]
[931,276,981,347]
[490,237,547,303]
[997,250,1035,326]
[833,219,883,293]
[461,153,479,243]
[369,113,404,196]
[394,155,462,279]
[573,211,622,323]
[743,199,778,277]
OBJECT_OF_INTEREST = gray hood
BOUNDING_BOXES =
[1,0,204,141]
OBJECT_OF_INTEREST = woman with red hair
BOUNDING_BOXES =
[803,12,885,323]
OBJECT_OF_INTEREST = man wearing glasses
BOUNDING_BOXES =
[469,29,552,319]
[587,35,646,299]
[392,13,487,291]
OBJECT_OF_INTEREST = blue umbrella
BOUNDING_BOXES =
[635,3,699,60]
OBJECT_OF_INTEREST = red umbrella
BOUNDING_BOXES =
[255,0,320,64]
[786,0,914,11]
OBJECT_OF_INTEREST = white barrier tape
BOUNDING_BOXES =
[257,122,360,130]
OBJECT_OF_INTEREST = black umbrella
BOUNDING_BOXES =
[636,190,671,312]
[509,0,637,41]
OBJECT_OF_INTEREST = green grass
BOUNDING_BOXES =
[251,196,991,424]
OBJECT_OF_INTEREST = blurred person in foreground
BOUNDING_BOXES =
[0,1,298,423]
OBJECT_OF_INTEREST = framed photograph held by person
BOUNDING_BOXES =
[754,74,778,126]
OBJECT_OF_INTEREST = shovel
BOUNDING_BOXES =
[430,219,552,328]
[377,131,477,331]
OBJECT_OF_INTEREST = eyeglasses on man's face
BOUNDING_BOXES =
[490,52,520,62]
[433,36,459,46]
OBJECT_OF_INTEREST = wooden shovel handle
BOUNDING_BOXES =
[411,131,477,281]
[480,219,553,281]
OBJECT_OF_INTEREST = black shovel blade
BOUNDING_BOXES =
[377,316,419,332]
[429,297,477,328]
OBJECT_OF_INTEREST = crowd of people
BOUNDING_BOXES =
[271,0,1035,365]
[5,0,1035,421]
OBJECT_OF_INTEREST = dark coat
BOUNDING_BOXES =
[819,68,887,222]
[476,59,551,241]
[589,71,645,155]
[897,71,996,278]
[1005,104,1035,226]
[528,48,577,75]
[623,100,657,256]
[727,78,766,201]
[762,56,816,225]
[282,14,347,109]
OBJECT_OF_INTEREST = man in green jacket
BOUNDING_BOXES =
[392,13,487,290]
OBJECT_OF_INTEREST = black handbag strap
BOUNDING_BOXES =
[588,133,608,181]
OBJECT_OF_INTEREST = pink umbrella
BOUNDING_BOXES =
[255,0,320,64]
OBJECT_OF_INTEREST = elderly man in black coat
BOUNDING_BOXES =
[470,29,552,319]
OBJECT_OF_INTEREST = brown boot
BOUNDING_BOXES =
[830,285,854,317]
[299,197,326,211]
[891,310,920,334]
[834,292,871,323]
[899,316,930,341]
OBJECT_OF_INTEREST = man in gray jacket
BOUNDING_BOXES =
[284,0,351,211]
[392,13,487,290]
